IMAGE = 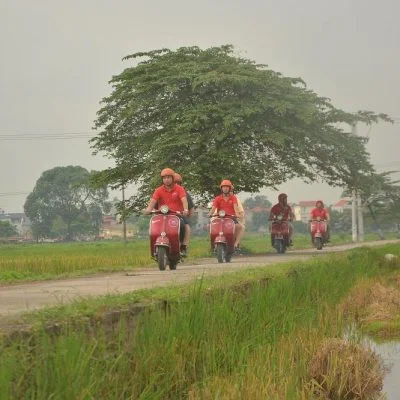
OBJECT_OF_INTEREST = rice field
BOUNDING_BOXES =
[0,232,392,283]
[1,245,398,399]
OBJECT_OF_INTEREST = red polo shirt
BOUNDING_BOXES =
[310,208,329,220]
[270,204,293,220]
[212,194,238,215]
[152,183,186,212]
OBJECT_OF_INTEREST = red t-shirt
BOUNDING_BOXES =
[310,208,329,220]
[212,194,238,216]
[152,184,187,212]
[270,204,293,220]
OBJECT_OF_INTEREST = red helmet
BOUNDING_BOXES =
[160,168,175,178]
[173,172,182,183]
[220,179,234,189]
[278,193,287,201]
[316,200,324,207]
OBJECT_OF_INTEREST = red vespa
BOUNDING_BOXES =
[209,210,236,263]
[270,214,290,254]
[149,205,184,270]
[310,217,328,250]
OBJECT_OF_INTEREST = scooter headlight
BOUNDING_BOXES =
[160,205,169,214]
[277,215,283,221]
[218,210,226,217]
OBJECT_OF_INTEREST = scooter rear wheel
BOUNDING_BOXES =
[169,260,177,270]
[157,247,168,271]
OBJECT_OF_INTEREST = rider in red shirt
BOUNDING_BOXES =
[310,200,330,241]
[269,193,294,221]
[269,193,294,244]
[208,179,244,250]
[143,168,190,254]
[310,200,330,221]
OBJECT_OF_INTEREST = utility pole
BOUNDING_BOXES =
[122,185,127,245]
[351,123,359,242]
[351,189,358,242]
[357,192,364,241]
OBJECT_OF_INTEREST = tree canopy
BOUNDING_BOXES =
[91,45,391,212]
[24,166,110,240]
[0,221,17,238]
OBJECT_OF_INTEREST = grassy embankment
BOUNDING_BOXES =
[0,232,394,283]
[1,244,399,399]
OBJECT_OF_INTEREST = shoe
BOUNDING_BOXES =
[180,244,188,257]
[234,245,241,254]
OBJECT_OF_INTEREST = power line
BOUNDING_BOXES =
[0,191,29,197]
[0,132,94,141]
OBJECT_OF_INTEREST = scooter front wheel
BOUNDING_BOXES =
[315,237,323,250]
[216,243,226,263]
[157,247,168,271]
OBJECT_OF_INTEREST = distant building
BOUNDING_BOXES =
[297,201,318,223]
[0,212,31,236]
[331,198,351,213]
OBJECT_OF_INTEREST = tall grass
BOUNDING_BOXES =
[1,246,396,399]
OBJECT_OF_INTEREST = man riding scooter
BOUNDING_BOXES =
[143,168,190,256]
[269,193,294,247]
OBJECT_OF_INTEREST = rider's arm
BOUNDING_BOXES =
[325,210,330,222]
[181,196,189,216]
[143,198,157,214]
[208,206,216,217]
[233,203,240,217]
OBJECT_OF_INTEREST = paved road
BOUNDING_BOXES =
[0,240,398,318]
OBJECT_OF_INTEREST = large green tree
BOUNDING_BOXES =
[24,166,111,240]
[0,221,17,238]
[91,45,391,212]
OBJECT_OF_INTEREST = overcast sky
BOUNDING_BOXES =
[1,0,399,212]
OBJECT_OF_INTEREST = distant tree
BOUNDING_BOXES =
[330,209,352,233]
[0,221,17,238]
[343,171,400,238]
[24,166,110,240]
[243,195,271,232]
[243,195,272,209]
[91,45,391,213]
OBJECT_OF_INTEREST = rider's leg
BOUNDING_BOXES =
[234,224,244,248]
[183,223,191,247]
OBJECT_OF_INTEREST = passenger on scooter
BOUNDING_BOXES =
[143,168,190,255]
[173,172,195,217]
[310,200,330,241]
[233,191,245,252]
[269,193,294,244]
[208,179,244,250]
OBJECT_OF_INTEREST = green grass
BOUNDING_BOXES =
[1,245,398,399]
[0,232,396,283]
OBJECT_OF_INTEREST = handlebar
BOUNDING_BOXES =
[209,214,236,219]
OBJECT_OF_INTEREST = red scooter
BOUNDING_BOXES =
[310,217,328,250]
[209,211,236,263]
[270,214,291,254]
[149,205,184,270]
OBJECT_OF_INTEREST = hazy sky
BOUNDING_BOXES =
[1,0,399,212]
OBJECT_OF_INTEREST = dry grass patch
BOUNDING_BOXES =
[307,338,385,399]
[341,279,400,324]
